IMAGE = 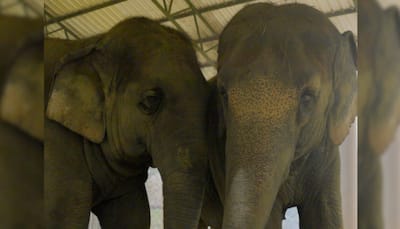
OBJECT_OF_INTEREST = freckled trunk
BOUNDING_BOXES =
[222,123,294,229]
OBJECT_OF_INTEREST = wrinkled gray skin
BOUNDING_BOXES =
[358,1,400,228]
[45,18,210,229]
[198,78,225,229]
[214,3,357,228]
[0,16,43,228]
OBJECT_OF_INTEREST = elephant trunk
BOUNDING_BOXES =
[152,107,209,228]
[222,123,295,228]
[162,171,206,229]
[154,137,208,229]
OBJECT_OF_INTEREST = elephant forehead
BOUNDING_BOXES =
[229,78,297,122]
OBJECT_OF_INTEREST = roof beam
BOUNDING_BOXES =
[326,6,356,17]
[195,35,218,44]
[151,0,215,67]
[157,0,257,23]
[183,0,217,35]
[45,0,127,25]
[47,27,64,35]
[45,11,80,39]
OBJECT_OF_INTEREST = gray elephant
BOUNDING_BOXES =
[45,17,211,229]
[0,15,43,228]
[358,0,400,228]
[211,3,356,228]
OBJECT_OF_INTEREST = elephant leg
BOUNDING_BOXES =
[299,155,343,229]
[265,199,283,229]
[92,183,150,229]
[358,155,383,229]
[45,120,92,229]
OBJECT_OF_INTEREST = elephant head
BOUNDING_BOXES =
[46,18,210,228]
[216,4,356,228]
[359,0,400,155]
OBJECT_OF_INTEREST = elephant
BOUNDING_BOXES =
[212,3,357,228]
[0,15,43,228]
[45,17,211,228]
[358,1,400,228]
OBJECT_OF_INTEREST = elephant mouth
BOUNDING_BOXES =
[142,148,154,167]
[127,136,157,168]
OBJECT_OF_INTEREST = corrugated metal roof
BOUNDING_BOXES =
[4,1,399,79]
[43,0,357,79]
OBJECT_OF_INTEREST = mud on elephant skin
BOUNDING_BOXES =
[216,3,356,228]
[45,17,210,229]
[0,15,43,228]
[358,0,400,228]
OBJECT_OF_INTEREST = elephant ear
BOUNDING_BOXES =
[46,50,106,143]
[328,31,357,145]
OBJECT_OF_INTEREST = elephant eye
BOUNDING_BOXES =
[138,88,163,115]
[218,86,228,104]
[300,89,316,110]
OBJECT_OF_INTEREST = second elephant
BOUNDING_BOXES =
[207,3,357,229]
[45,17,211,229]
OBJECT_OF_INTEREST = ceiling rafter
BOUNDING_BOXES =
[151,0,216,68]
[183,0,219,57]
[157,0,258,23]
[42,0,356,73]
[45,10,80,39]
[43,1,356,41]
[326,6,356,17]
